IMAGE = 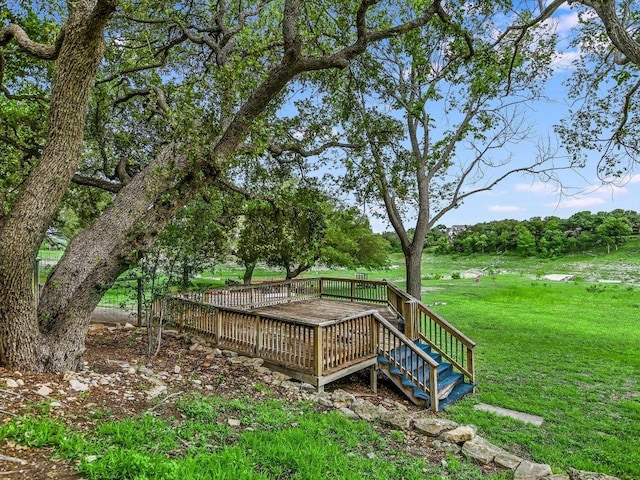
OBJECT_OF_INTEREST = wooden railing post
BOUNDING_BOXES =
[467,346,475,385]
[255,315,262,356]
[403,301,416,339]
[314,325,323,384]
[214,307,222,345]
[350,279,355,302]
[319,278,324,298]
[429,366,439,413]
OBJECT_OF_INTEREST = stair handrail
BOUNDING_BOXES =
[385,281,476,384]
[372,312,440,412]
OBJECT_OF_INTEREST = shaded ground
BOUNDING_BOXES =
[1,325,497,479]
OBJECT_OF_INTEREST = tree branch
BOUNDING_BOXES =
[576,0,640,65]
[0,24,64,60]
[72,174,122,193]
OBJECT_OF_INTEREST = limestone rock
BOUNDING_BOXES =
[331,389,356,409]
[431,440,461,454]
[413,417,458,437]
[315,393,334,408]
[222,350,238,358]
[379,410,411,431]
[568,469,621,480]
[228,356,247,365]
[280,380,301,390]
[339,407,360,420]
[352,400,385,421]
[547,476,570,480]
[146,385,167,400]
[4,378,19,388]
[270,372,291,382]
[244,358,264,367]
[69,379,90,392]
[441,425,476,443]
[514,460,552,480]
[494,451,523,470]
[35,385,53,396]
[461,435,501,465]
[227,418,241,427]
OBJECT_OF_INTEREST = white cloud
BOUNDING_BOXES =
[552,197,606,209]
[555,11,580,34]
[488,205,524,213]
[551,50,582,71]
[514,182,558,194]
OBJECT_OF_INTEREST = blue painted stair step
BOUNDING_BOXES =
[378,341,474,409]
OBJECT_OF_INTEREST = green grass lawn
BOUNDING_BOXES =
[0,395,506,480]
[418,248,640,479]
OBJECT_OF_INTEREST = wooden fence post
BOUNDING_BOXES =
[350,280,355,302]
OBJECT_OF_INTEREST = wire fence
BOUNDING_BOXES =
[35,252,144,326]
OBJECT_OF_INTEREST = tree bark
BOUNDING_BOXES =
[404,244,423,301]
[243,262,256,285]
[0,2,116,371]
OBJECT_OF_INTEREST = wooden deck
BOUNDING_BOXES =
[153,277,476,411]
[252,299,399,325]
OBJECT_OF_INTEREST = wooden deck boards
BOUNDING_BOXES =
[252,299,396,325]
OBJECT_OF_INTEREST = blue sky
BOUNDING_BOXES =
[368,3,639,231]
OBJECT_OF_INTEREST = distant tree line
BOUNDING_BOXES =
[439,210,639,256]
[381,210,639,257]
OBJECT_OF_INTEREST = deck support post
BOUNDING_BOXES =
[429,366,439,413]
[350,280,355,302]
[370,315,379,394]
[370,366,378,394]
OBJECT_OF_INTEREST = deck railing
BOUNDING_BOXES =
[166,276,474,386]
[155,296,380,377]
[180,278,321,309]
[374,312,439,411]
[385,281,475,384]
[153,295,441,411]
[318,277,387,304]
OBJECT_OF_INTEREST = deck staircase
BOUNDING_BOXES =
[377,341,474,409]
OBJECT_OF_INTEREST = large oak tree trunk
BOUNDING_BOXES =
[0,2,116,371]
